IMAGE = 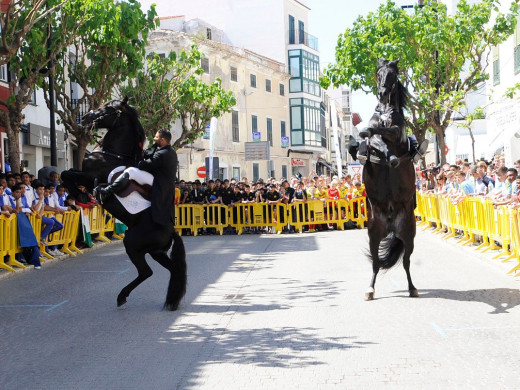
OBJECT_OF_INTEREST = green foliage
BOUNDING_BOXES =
[0,0,95,173]
[172,75,236,149]
[44,0,157,164]
[123,43,236,149]
[121,45,203,141]
[322,0,519,152]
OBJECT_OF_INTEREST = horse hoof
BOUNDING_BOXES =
[409,289,419,298]
[117,295,127,307]
[163,303,179,311]
[365,288,375,301]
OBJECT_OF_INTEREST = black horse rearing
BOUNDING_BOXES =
[361,59,418,301]
[62,98,187,311]
[61,98,145,197]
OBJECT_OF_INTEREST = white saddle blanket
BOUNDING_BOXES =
[109,166,151,214]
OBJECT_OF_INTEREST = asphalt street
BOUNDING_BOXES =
[0,228,519,389]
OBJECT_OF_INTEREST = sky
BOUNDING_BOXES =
[307,0,414,124]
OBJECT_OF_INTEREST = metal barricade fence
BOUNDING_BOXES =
[415,192,520,277]
[42,211,83,257]
[175,204,204,236]
[0,214,16,272]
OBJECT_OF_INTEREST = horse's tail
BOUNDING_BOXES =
[163,230,187,311]
[371,232,404,270]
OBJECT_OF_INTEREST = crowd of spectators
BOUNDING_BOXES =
[0,170,98,269]
[416,154,520,209]
[174,171,367,207]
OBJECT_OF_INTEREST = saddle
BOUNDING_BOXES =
[111,171,152,201]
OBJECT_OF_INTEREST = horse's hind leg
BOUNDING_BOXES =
[366,218,385,301]
[403,239,418,297]
[118,236,153,307]
[401,211,418,297]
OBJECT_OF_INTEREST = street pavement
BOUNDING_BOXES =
[0,227,519,390]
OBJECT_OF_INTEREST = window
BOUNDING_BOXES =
[232,167,240,181]
[0,64,8,82]
[515,22,520,74]
[282,165,288,180]
[288,15,295,44]
[267,118,273,146]
[230,66,238,82]
[250,74,257,88]
[201,57,209,73]
[279,83,285,96]
[493,46,500,86]
[253,163,259,182]
[251,115,258,132]
[29,90,36,105]
[290,98,322,147]
[298,20,305,44]
[288,49,321,96]
[232,110,239,142]
[265,79,271,92]
[269,161,275,179]
[281,121,286,137]
[206,28,212,40]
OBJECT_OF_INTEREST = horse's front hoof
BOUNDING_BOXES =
[365,288,375,301]
[117,295,127,307]
[409,289,419,298]
[163,303,179,311]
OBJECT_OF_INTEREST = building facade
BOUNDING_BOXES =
[485,1,520,166]
[139,0,328,177]
[147,23,291,181]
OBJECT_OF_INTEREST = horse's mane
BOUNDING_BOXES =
[107,99,145,145]
[396,80,409,114]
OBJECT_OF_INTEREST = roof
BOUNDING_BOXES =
[352,113,362,127]
[156,15,185,20]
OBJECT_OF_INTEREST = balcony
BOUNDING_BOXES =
[71,98,90,124]
[288,29,319,51]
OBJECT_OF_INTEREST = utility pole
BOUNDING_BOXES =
[47,4,57,167]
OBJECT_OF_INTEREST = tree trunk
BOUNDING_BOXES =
[468,127,476,165]
[6,123,21,174]
[436,128,447,166]
[76,136,89,170]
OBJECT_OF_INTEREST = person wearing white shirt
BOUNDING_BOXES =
[21,172,35,206]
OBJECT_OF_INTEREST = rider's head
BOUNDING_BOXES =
[154,129,172,147]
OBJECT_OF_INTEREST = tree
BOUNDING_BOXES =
[454,106,485,165]
[321,0,519,165]
[172,75,236,150]
[0,0,90,173]
[0,0,64,66]
[42,0,157,169]
[119,45,203,141]
[122,44,236,149]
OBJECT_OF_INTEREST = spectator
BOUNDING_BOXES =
[32,181,63,255]
[9,183,42,269]
[21,171,35,207]
[0,185,11,216]
[75,184,97,209]
[190,180,205,205]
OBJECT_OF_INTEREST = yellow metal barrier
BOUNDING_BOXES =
[349,197,367,228]
[287,199,352,233]
[43,211,83,257]
[88,205,111,243]
[0,214,16,272]
[202,204,229,235]
[175,204,204,236]
[230,202,287,234]
[507,209,520,275]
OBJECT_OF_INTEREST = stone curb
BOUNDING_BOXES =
[0,239,123,282]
